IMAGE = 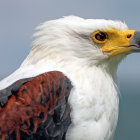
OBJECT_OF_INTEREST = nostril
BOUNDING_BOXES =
[127,34,132,39]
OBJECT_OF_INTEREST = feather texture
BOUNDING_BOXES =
[0,71,72,140]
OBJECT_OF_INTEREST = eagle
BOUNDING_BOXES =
[0,16,140,140]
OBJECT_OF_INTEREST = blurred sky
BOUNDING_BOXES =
[0,0,140,139]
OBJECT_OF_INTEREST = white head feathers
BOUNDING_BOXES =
[22,16,128,68]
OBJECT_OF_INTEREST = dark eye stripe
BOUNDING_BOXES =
[95,32,107,41]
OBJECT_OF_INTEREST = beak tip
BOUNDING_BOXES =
[130,31,140,52]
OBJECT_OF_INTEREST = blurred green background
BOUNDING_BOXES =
[0,0,140,139]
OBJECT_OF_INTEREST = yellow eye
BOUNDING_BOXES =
[93,31,107,43]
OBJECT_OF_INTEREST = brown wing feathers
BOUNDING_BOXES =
[0,71,72,140]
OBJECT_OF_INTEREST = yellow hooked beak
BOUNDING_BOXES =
[92,29,140,57]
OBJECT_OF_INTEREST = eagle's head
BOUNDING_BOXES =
[23,16,140,74]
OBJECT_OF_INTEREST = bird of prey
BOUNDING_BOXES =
[0,16,140,140]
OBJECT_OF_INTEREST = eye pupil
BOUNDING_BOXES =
[95,32,106,41]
